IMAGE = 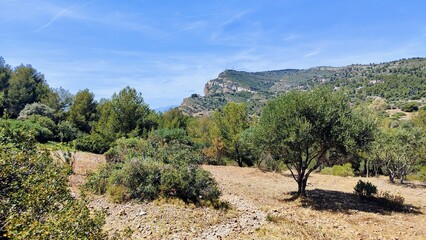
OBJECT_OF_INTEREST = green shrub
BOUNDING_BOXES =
[90,157,220,204]
[407,166,426,182]
[401,102,419,112]
[18,102,55,120]
[58,121,78,142]
[105,137,151,163]
[354,180,377,197]
[75,133,111,154]
[107,184,131,203]
[0,124,104,239]
[321,163,355,177]
[84,164,115,194]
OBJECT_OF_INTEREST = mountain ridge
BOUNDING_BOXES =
[179,57,426,116]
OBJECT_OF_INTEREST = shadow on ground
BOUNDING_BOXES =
[401,181,426,189]
[284,189,422,215]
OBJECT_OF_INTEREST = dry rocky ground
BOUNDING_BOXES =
[68,152,426,239]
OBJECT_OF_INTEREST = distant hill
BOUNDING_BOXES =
[155,105,179,113]
[179,58,426,116]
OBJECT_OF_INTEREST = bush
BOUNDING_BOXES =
[354,180,377,197]
[321,163,355,177]
[407,166,426,182]
[58,121,78,142]
[75,133,112,154]
[18,102,55,120]
[85,164,115,194]
[105,137,151,163]
[0,118,54,143]
[401,102,419,112]
[88,157,220,204]
[107,184,131,203]
[0,125,104,239]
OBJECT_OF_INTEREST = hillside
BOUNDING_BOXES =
[180,58,426,115]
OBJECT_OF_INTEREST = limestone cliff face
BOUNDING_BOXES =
[203,72,253,96]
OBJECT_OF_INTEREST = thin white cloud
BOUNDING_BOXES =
[34,1,92,32]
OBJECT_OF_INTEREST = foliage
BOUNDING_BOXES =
[149,128,191,145]
[85,164,116,195]
[321,163,355,177]
[159,108,190,129]
[18,102,55,120]
[74,133,111,154]
[110,86,151,136]
[67,89,97,133]
[376,191,405,210]
[0,122,104,239]
[0,119,54,143]
[354,180,377,197]
[400,102,419,112]
[257,87,376,197]
[26,115,58,140]
[5,64,57,117]
[57,120,78,142]
[87,136,221,204]
[372,121,425,183]
[210,102,250,167]
[105,158,220,204]
[105,137,151,163]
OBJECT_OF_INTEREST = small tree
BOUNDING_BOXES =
[258,88,375,197]
[210,103,250,167]
[374,121,424,183]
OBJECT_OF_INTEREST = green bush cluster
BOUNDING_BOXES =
[0,122,104,239]
[354,180,377,197]
[74,133,111,154]
[321,163,355,177]
[401,102,419,112]
[86,137,220,205]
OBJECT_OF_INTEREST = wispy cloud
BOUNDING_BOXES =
[34,1,92,32]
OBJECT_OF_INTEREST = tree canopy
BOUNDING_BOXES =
[257,88,376,197]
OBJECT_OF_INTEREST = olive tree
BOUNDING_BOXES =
[258,88,375,197]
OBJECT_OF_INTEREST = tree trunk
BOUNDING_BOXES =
[366,159,369,178]
[297,176,308,197]
[389,172,395,183]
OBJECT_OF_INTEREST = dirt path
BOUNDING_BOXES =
[68,153,426,239]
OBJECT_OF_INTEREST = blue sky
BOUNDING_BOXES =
[1,0,426,108]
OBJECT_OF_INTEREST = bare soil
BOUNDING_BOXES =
[69,153,426,239]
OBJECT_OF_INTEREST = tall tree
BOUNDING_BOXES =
[0,57,11,115]
[110,86,151,136]
[159,108,190,130]
[210,102,250,167]
[67,89,97,132]
[258,88,375,197]
[6,65,52,117]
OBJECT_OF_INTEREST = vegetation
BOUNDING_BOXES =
[256,87,376,197]
[1,56,426,237]
[85,137,220,205]
[354,180,377,197]
[321,163,355,177]
[0,120,104,239]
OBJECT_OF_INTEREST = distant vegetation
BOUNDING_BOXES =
[180,58,426,115]
[1,56,426,237]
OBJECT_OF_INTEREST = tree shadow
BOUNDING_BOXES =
[285,189,422,215]
[400,181,426,189]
